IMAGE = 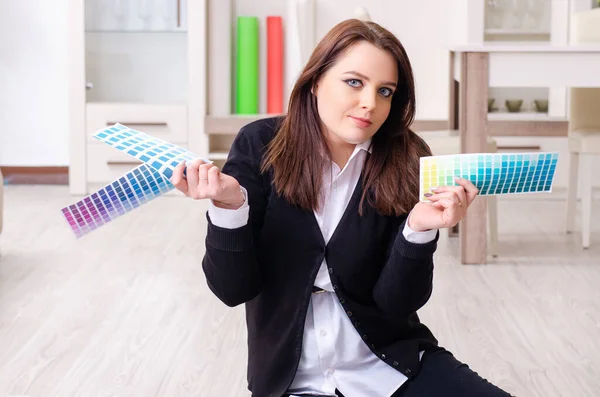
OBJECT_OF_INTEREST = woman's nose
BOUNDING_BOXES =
[360,89,377,110]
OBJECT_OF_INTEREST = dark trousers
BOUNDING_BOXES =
[286,347,513,397]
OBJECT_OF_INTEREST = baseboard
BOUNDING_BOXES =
[1,166,69,185]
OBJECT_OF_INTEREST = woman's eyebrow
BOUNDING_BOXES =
[343,70,397,87]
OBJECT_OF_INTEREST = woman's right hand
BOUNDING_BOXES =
[171,159,245,209]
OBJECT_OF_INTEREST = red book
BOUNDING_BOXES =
[267,16,284,114]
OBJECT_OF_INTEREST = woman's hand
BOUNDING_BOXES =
[408,177,479,232]
[171,159,245,209]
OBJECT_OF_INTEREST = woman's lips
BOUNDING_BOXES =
[349,116,372,128]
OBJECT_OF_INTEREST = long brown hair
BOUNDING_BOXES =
[261,19,431,217]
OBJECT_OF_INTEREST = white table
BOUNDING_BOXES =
[449,44,600,264]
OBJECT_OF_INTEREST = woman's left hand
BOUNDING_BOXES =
[408,177,479,232]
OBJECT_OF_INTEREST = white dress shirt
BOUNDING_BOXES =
[208,139,437,397]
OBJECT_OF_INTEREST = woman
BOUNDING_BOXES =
[172,19,511,397]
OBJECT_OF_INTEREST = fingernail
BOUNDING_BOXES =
[454,176,461,182]
[424,193,433,197]
[430,187,439,191]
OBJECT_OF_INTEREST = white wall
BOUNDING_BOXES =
[0,0,70,166]
[315,0,454,121]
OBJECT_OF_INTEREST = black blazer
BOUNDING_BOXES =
[202,116,439,397]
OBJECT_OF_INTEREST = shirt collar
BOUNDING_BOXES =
[356,137,373,154]
[328,137,372,176]
[319,137,373,173]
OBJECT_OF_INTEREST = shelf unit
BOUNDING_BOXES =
[203,0,307,165]
[69,0,300,193]
[486,0,560,120]
[205,114,285,164]
[68,0,207,195]
[487,111,566,121]
[452,0,596,123]
[483,0,553,43]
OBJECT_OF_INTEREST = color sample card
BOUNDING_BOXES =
[61,164,173,238]
[61,123,212,238]
[92,123,211,180]
[420,152,559,202]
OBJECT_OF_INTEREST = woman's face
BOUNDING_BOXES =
[313,40,398,149]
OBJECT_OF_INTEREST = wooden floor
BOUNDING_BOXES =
[0,185,598,397]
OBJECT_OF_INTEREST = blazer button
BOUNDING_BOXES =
[328,267,334,274]
[405,368,412,375]
[393,361,399,367]
[381,354,387,360]
[339,298,345,304]
[346,311,353,317]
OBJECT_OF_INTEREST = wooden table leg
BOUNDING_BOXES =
[0,168,3,235]
[459,52,489,264]
[448,51,457,130]
[448,51,459,239]
[449,224,459,237]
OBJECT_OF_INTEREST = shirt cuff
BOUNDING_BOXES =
[402,212,438,244]
[207,186,250,229]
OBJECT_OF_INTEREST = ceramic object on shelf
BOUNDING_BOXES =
[533,99,548,112]
[505,99,523,112]
[488,98,495,111]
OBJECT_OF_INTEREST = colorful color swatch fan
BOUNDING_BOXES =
[419,152,559,202]
[61,124,211,238]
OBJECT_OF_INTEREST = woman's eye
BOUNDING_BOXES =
[379,87,393,98]
[345,79,362,88]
